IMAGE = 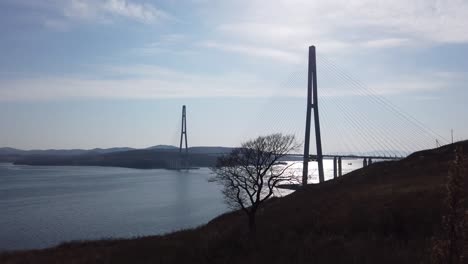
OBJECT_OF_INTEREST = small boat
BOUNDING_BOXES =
[348,163,352,165]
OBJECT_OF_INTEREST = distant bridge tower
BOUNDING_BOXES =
[302,46,325,185]
[179,105,188,153]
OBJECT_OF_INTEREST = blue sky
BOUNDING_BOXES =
[0,0,467,153]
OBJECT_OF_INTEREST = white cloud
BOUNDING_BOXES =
[134,34,188,55]
[0,66,285,101]
[362,38,411,48]
[2,0,466,102]
[200,41,302,63]
[10,0,170,29]
[198,0,468,61]
[64,0,96,20]
[63,0,169,23]
[0,64,457,101]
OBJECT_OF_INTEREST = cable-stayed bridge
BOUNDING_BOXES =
[171,45,449,184]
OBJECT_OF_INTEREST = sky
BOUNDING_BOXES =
[0,0,467,153]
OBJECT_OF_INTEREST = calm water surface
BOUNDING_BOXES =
[0,164,227,251]
[0,160,363,251]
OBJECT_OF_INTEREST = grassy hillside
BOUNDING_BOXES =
[1,142,467,264]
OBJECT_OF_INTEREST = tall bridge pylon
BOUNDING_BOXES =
[179,105,188,153]
[303,46,325,185]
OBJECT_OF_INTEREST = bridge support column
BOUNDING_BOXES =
[179,105,188,153]
[333,157,337,179]
[302,45,324,185]
[368,158,372,165]
[338,157,342,177]
[363,158,368,167]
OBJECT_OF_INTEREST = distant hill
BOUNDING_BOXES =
[0,148,87,162]
[188,146,233,154]
[0,147,25,155]
[0,147,132,163]
[0,147,135,157]
[145,145,234,154]
[146,145,178,150]
[7,146,236,169]
[88,148,136,154]
[13,149,221,169]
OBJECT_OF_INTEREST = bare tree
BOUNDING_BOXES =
[210,133,300,235]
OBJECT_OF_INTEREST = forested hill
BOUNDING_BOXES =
[10,147,234,169]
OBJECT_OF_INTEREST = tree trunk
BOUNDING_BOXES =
[248,212,256,236]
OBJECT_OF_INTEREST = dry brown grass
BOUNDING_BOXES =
[430,146,466,264]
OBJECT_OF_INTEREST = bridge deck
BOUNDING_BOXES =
[321,154,402,160]
[287,154,403,160]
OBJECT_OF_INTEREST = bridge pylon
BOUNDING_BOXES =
[179,105,188,153]
[178,105,189,169]
[302,46,325,185]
